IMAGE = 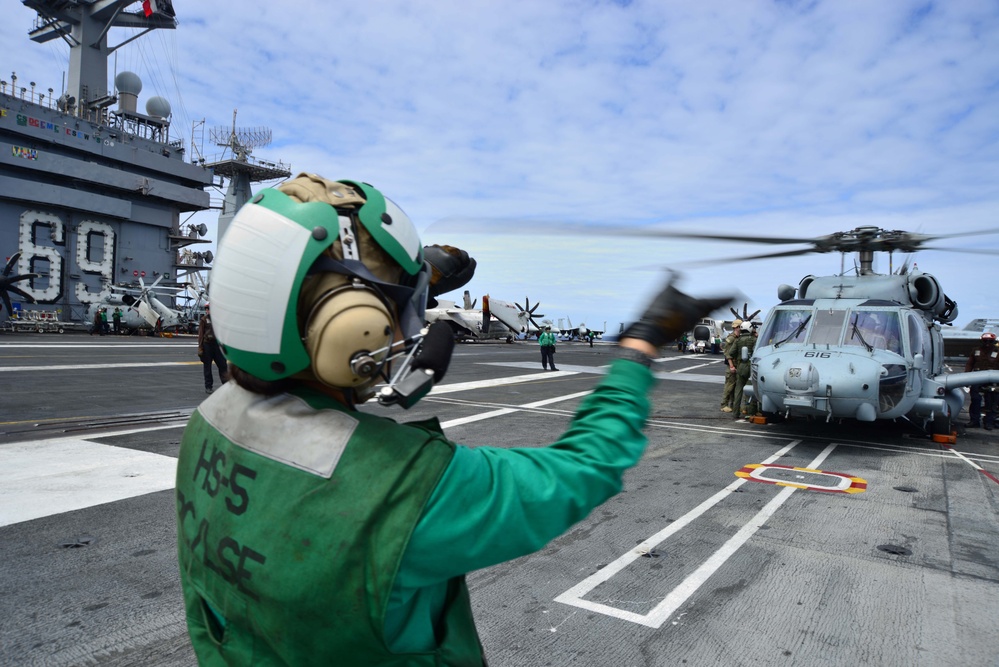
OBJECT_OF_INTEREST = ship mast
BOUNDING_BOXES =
[23,0,177,118]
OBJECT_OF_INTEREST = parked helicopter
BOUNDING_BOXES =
[650,226,999,434]
[428,217,999,434]
[84,275,192,334]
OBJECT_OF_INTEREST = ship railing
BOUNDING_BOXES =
[0,80,58,109]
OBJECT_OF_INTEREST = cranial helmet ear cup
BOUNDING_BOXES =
[305,286,394,388]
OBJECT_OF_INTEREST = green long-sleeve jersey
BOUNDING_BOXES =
[386,358,654,652]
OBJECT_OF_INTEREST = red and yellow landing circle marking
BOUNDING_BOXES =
[736,464,867,494]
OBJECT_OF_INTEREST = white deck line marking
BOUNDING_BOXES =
[428,370,579,395]
[554,440,841,628]
[0,361,199,372]
[0,438,178,528]
[938,441,993,473]
[481,361,723,384]
[440,391,593,428]
[669,359,724,373]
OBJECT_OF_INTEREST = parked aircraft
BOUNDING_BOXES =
[426,291,544,342]
[941,318,999,361]
[503,223,999,435]
[686,317,724,353]
[713,226,999,435]
[556,318,605,341]
[84,276,192,334]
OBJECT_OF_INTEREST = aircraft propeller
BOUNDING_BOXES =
[1,252,39,316]
[515,297,545,330]
[730,302,761,323]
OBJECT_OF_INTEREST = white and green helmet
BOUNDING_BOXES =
[208,180,428,381]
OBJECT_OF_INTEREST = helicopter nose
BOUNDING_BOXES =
[766,356,884,421]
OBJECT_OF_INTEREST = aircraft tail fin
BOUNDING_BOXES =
[463,290,476,310]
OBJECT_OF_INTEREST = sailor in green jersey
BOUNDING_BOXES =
[176,172,731,666]
[538,324,558,370]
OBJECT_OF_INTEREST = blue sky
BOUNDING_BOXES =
[5,0,999,332]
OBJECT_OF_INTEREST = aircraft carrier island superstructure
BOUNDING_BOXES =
[1,0,213,326]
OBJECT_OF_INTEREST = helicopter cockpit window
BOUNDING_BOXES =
[758,309,811,346]
[844,310,902,355]
[807,309,848,346]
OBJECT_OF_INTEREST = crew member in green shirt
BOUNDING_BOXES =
[538,324,558,370]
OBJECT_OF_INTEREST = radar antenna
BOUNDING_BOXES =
[205,109,291,241]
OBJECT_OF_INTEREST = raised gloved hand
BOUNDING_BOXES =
[424,244,476,300]
[622,275,734,349]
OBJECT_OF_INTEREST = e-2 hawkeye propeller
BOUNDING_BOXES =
[515,297,545,331]
[1,252,40,316]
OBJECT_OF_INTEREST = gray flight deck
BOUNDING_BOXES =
[1,334,998,666]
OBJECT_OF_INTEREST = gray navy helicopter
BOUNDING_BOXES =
[661,226,999,436]
[429,217,999,435]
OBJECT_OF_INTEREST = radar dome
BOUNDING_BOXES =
[115,71,142,95]
[146,96,172,119]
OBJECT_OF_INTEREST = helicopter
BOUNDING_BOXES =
[658,226,999,435]
[83,275,191,334]
[429,217,999,434]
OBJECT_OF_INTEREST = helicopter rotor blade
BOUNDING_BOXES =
[432,216,817,246]
[660,246,820,269]
[917,246,999,256]
[433,217,999,268]
[917,227,999,241]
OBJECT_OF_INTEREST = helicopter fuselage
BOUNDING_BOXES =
[747,273,965,431]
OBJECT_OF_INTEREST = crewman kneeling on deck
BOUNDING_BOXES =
[175,172,731,666]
